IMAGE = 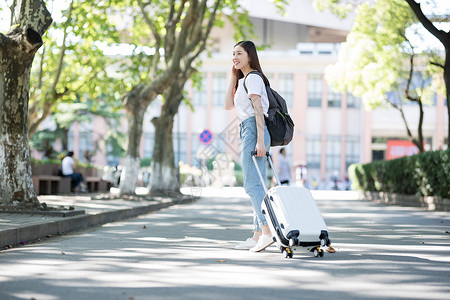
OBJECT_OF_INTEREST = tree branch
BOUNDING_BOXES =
[164,0,188,64]
[184,0,210,54]
[37,44,45,89]
[169,0,197,68]
[430,61,444,69]
[138,0,163,75]
[184,0,221,72]
[404,53,418,102]
[10,0,17,27]
[138,0,161,52]
[28,100,53,138]
[16,0,52,36]
[50,0,73,96]
[388,100,418,146]
[404,0,448,45]
[202,0,221,42]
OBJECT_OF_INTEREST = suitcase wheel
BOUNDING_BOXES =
[313,247,324,258]
[282,247,293,259]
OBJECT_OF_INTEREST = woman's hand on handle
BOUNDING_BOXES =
[255,142,266,157]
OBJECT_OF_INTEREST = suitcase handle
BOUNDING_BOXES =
[251,151,282,193]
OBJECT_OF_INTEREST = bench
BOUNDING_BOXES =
[32,175,72,195]
[31,162,110,194]
[85,176,111,193]
[83,168,110,192]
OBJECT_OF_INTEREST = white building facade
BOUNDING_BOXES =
[49,0,448,185]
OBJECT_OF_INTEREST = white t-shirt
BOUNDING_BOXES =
[234,73,269,122]
[62,156,75,175]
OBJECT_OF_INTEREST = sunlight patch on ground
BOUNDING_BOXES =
[11,292,58,300]
[181,187,360,201]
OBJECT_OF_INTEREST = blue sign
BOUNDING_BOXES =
[199,129,213,145]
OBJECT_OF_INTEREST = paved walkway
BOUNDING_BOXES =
[0,188,199,248]
[0,188,449,299]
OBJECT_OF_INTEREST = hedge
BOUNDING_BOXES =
[349,149,450,198]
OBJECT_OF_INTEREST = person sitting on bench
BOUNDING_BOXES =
[62,151,87,193]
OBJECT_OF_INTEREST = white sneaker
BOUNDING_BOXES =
[249,235,274,252]
[234,238,257,250]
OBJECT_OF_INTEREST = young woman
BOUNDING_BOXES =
[224,41,274,252]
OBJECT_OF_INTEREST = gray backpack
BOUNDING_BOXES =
[244,71,294,146]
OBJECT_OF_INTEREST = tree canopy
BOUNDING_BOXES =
[322,0,441,108]
[315,0,450,149]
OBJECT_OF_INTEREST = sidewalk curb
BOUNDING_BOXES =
[361,191,450,212]
[0,196,197,249]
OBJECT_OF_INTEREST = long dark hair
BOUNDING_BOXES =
[233,41,270,93]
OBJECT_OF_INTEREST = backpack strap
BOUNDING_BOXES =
[243,70,265,95]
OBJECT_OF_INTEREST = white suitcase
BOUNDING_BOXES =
[252,152,331,258]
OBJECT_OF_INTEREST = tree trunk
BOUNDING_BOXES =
[444,47,450,148]
[416,97,425,152]
[119,85,149,195]
[150,81,184,196]
[117,69,180,195]
[0,0,52,209]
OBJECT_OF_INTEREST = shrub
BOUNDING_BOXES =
[140,157,152,167]
[348,149,449,198]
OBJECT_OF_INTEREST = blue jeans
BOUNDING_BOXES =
[240,116,271,232]
[64,173,83,188]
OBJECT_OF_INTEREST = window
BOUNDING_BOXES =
[326,136,341,171]
[193,77,207,106]
[347,93,360,108]
[68,130,93,162]
[191,133,202,167]
[212,73,226,106]
[345,136,360,168]
[308,74,322,107]
[143,132,154,159]
[173,133,187,164]
[306,136,321,169]
[327,84,341,108]
[105,143,120,166]
[78,131,93,163]
[68,131,74,153]
[278,74,293,107]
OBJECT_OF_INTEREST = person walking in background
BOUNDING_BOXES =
[278,148,290,185]
[224,40,273,252]
[62,151,87,193]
